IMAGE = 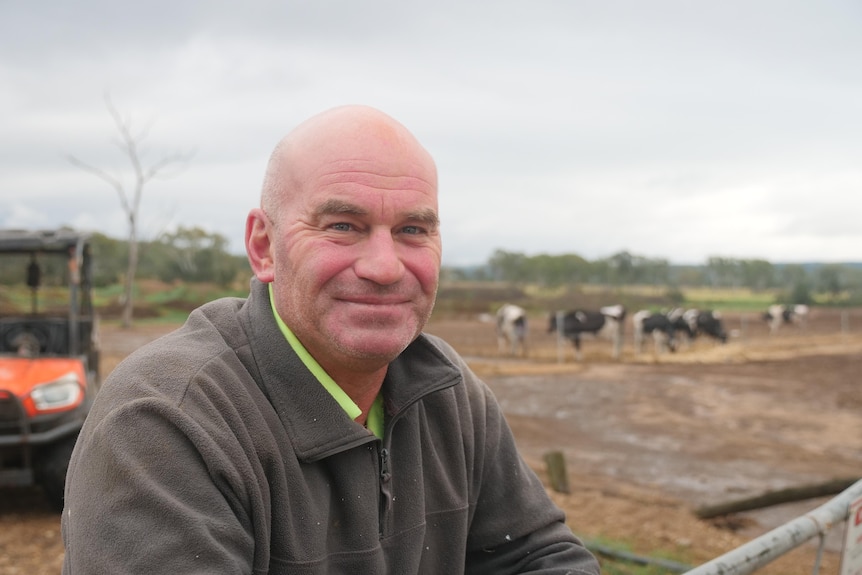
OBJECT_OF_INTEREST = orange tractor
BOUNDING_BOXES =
[0,229,100,511]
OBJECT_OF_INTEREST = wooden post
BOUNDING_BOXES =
[556,310,565,364]
[544,450,570,494]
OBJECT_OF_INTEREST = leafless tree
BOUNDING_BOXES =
[68,94,193,327]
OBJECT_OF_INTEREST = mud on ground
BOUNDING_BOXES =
[2,308,860,574]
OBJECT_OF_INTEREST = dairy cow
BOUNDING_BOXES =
[764,304,809,334]
[495,303,528,356]
[548,304,626,361]
[683,309,728,343]
[632,308,692,354]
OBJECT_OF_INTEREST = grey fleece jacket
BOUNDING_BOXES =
[62,278,599,575]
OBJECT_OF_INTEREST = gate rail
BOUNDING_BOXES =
[682,478,862,575]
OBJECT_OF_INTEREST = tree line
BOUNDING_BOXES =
[6,232,860,306]
[85,227,250,288]
[443,249,862,305]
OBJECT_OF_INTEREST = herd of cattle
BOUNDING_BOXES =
[494,302,810,360]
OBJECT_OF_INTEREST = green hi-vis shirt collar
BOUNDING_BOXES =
[267,284,384,439]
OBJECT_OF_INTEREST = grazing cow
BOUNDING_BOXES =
[764,304,809,334]
[548,304,626,361]
[632,308,692,354]
[683,309,728,343]
[495,303,528,356]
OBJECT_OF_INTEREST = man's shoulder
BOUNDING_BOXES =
[105,296,251,389]
[157,296,248,355]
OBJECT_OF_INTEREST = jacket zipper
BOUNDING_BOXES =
[378,445,393,538]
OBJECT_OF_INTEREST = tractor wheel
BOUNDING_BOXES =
[36,435,78,513]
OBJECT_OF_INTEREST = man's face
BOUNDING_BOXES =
[267,152,441,375]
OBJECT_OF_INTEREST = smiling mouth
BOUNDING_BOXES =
[342,301,411,312]
[336,293,412,306]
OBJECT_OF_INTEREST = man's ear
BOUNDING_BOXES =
[245,208,275,282]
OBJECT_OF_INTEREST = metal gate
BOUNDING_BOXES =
[682,478,862,575]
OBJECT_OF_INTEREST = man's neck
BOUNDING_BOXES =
[325,365,387,425]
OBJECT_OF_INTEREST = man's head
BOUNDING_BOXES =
[246,105,441,378]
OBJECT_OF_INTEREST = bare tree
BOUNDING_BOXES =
[69,94,193,327]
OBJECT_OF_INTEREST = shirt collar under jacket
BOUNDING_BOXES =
[267,283,384,438]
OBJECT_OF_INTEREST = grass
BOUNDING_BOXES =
[678,287,777,312]
[585,536,694,574]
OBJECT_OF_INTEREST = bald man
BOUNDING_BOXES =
[62,106,599,575]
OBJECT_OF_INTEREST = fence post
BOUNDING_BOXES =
[556,310,565,364]
[544,450,570,494]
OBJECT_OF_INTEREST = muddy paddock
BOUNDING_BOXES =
[2,307,860,574]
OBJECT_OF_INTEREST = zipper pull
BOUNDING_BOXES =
[379,447,391,483]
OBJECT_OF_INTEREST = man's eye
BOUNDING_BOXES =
[401,225,424,235]
[330,222,353,232]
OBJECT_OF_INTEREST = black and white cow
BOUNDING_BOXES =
[764,304,809,334]
[548,304,626,361]
[683,309,728,343]
[632,308,692,354]
[495,303,528,356]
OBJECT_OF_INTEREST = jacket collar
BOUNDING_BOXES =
[239,279,461,461]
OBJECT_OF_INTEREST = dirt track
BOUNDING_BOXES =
[2,307,861,574]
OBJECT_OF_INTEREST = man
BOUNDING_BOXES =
[62,105,599,574]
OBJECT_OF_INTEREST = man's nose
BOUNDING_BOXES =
[354,229,405,285]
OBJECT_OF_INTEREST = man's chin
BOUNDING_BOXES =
[339,330,418,361]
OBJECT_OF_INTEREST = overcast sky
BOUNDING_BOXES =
[2,1,861,266]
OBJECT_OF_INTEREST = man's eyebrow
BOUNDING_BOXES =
[314,198,367,218]
[313,199,439,229]
[405,208,440,229]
